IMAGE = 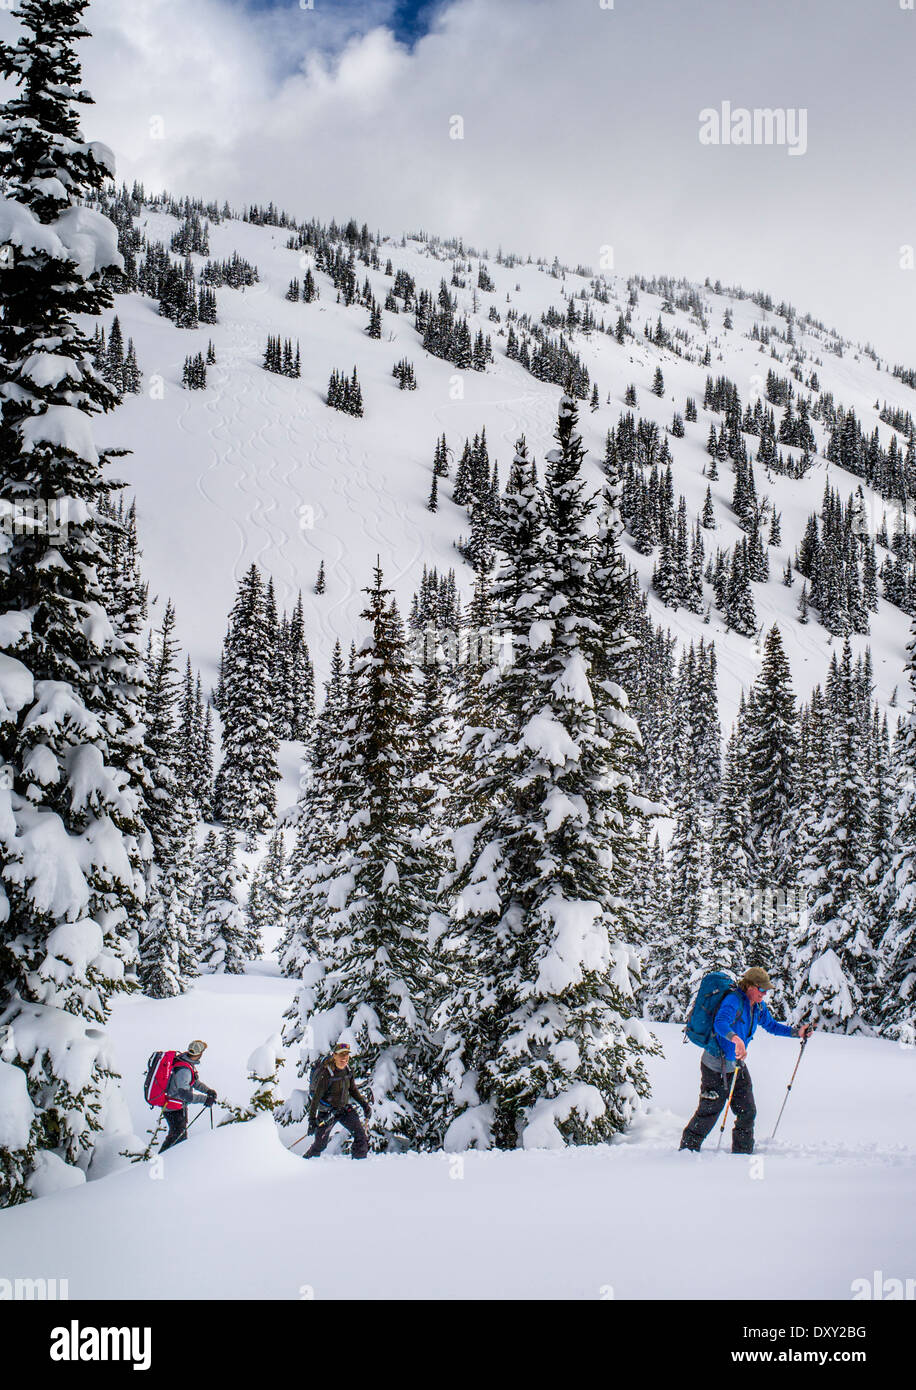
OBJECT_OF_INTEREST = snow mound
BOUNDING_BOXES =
[0,1057,34,1149]
[27,1151,86,1198]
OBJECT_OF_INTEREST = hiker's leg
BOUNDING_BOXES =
[159,1109,187,1153]
[730,1067,757,1154]
[339,1105,369,1159]
[304,1112,338,1158]
[679,1063,728,1151]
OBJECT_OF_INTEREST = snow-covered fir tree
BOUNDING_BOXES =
[138,602,197,997]
[213,564,280,845]
[196,830,249,974]
[877,618,916,1044]
[279,640,349,980]
[441,397,659,1152]
[283,567,440,1151]
[0,0,150,1202]
[247,828,286,958]
[788,642,875,1032]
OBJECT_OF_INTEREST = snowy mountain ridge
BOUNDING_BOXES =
[96,191,916,784]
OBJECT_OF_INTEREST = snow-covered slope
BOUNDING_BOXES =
[94,204,915,819]
[4,977,914,1299]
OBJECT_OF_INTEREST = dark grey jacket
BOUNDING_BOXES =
[310,1061,370,1123]
[166,1053,213,1110]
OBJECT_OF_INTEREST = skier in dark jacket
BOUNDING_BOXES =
[680,968,813,1154]
[304,1042,371,1159]
[159,1039,216,1153]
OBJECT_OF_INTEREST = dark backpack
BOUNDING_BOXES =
[683,971,740,1051]
[308,1056,336,1108]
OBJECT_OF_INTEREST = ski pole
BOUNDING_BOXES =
[716,1064,742,1151]
[770,1036,809,1141]
[290,1114,333,1151]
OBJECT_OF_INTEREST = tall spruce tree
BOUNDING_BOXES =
[247,828,287,958]
[789,642,874,1032]
[877,619,916,1044]
[280,641,349,980]
[283,567,440,1151]
[213,565,280,845]
[442,398,658,1152]
[196,830,249,973]
[743,625,800,961]
[0,0,150,1201]
[138,602,197,996]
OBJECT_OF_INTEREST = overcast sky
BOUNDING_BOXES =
[5,0,914,363]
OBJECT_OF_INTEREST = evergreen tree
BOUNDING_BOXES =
[433,433,449,478]
[877,618,916,1044]
[789,642,874,1032]
[442,398,658,1151]
[247,829,287,958]
[280,641,348,971]
[284,568,440,1150]
[122,338,142,393]
[213,566,280,845]
[743,626,801,964]
[139,602,197,996]
[196,831,249,973]
[104,314,124,388]
[711,714,755,911]
[744,627,799,889]
[723,540,757,636]
[0,0,150,1200]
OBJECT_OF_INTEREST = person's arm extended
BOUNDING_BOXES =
[713,993,742,1062]
[758,1000,798,1038]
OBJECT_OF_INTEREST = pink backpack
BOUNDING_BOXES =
[144,1051,196,1111]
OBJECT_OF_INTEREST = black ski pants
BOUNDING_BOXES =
[159,1107,188,1153]
[305,1105,369,1159]
[680,1061,757,1153]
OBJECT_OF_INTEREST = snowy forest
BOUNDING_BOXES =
[2,0,916,1212]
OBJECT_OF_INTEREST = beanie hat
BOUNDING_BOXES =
[187,1039,208,1058]
[738,967,773,992]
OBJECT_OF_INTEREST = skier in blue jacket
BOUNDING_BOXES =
[680,967,814,1153]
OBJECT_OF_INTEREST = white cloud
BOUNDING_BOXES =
[2,0,913,364]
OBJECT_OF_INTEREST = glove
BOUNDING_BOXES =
[205,1093,215,1108]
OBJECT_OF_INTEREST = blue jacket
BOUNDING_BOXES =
[711,991,796,1062]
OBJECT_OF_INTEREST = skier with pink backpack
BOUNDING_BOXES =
[144,1039,217,1152]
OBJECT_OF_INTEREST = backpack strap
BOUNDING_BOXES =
[313,1058,334,1107]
